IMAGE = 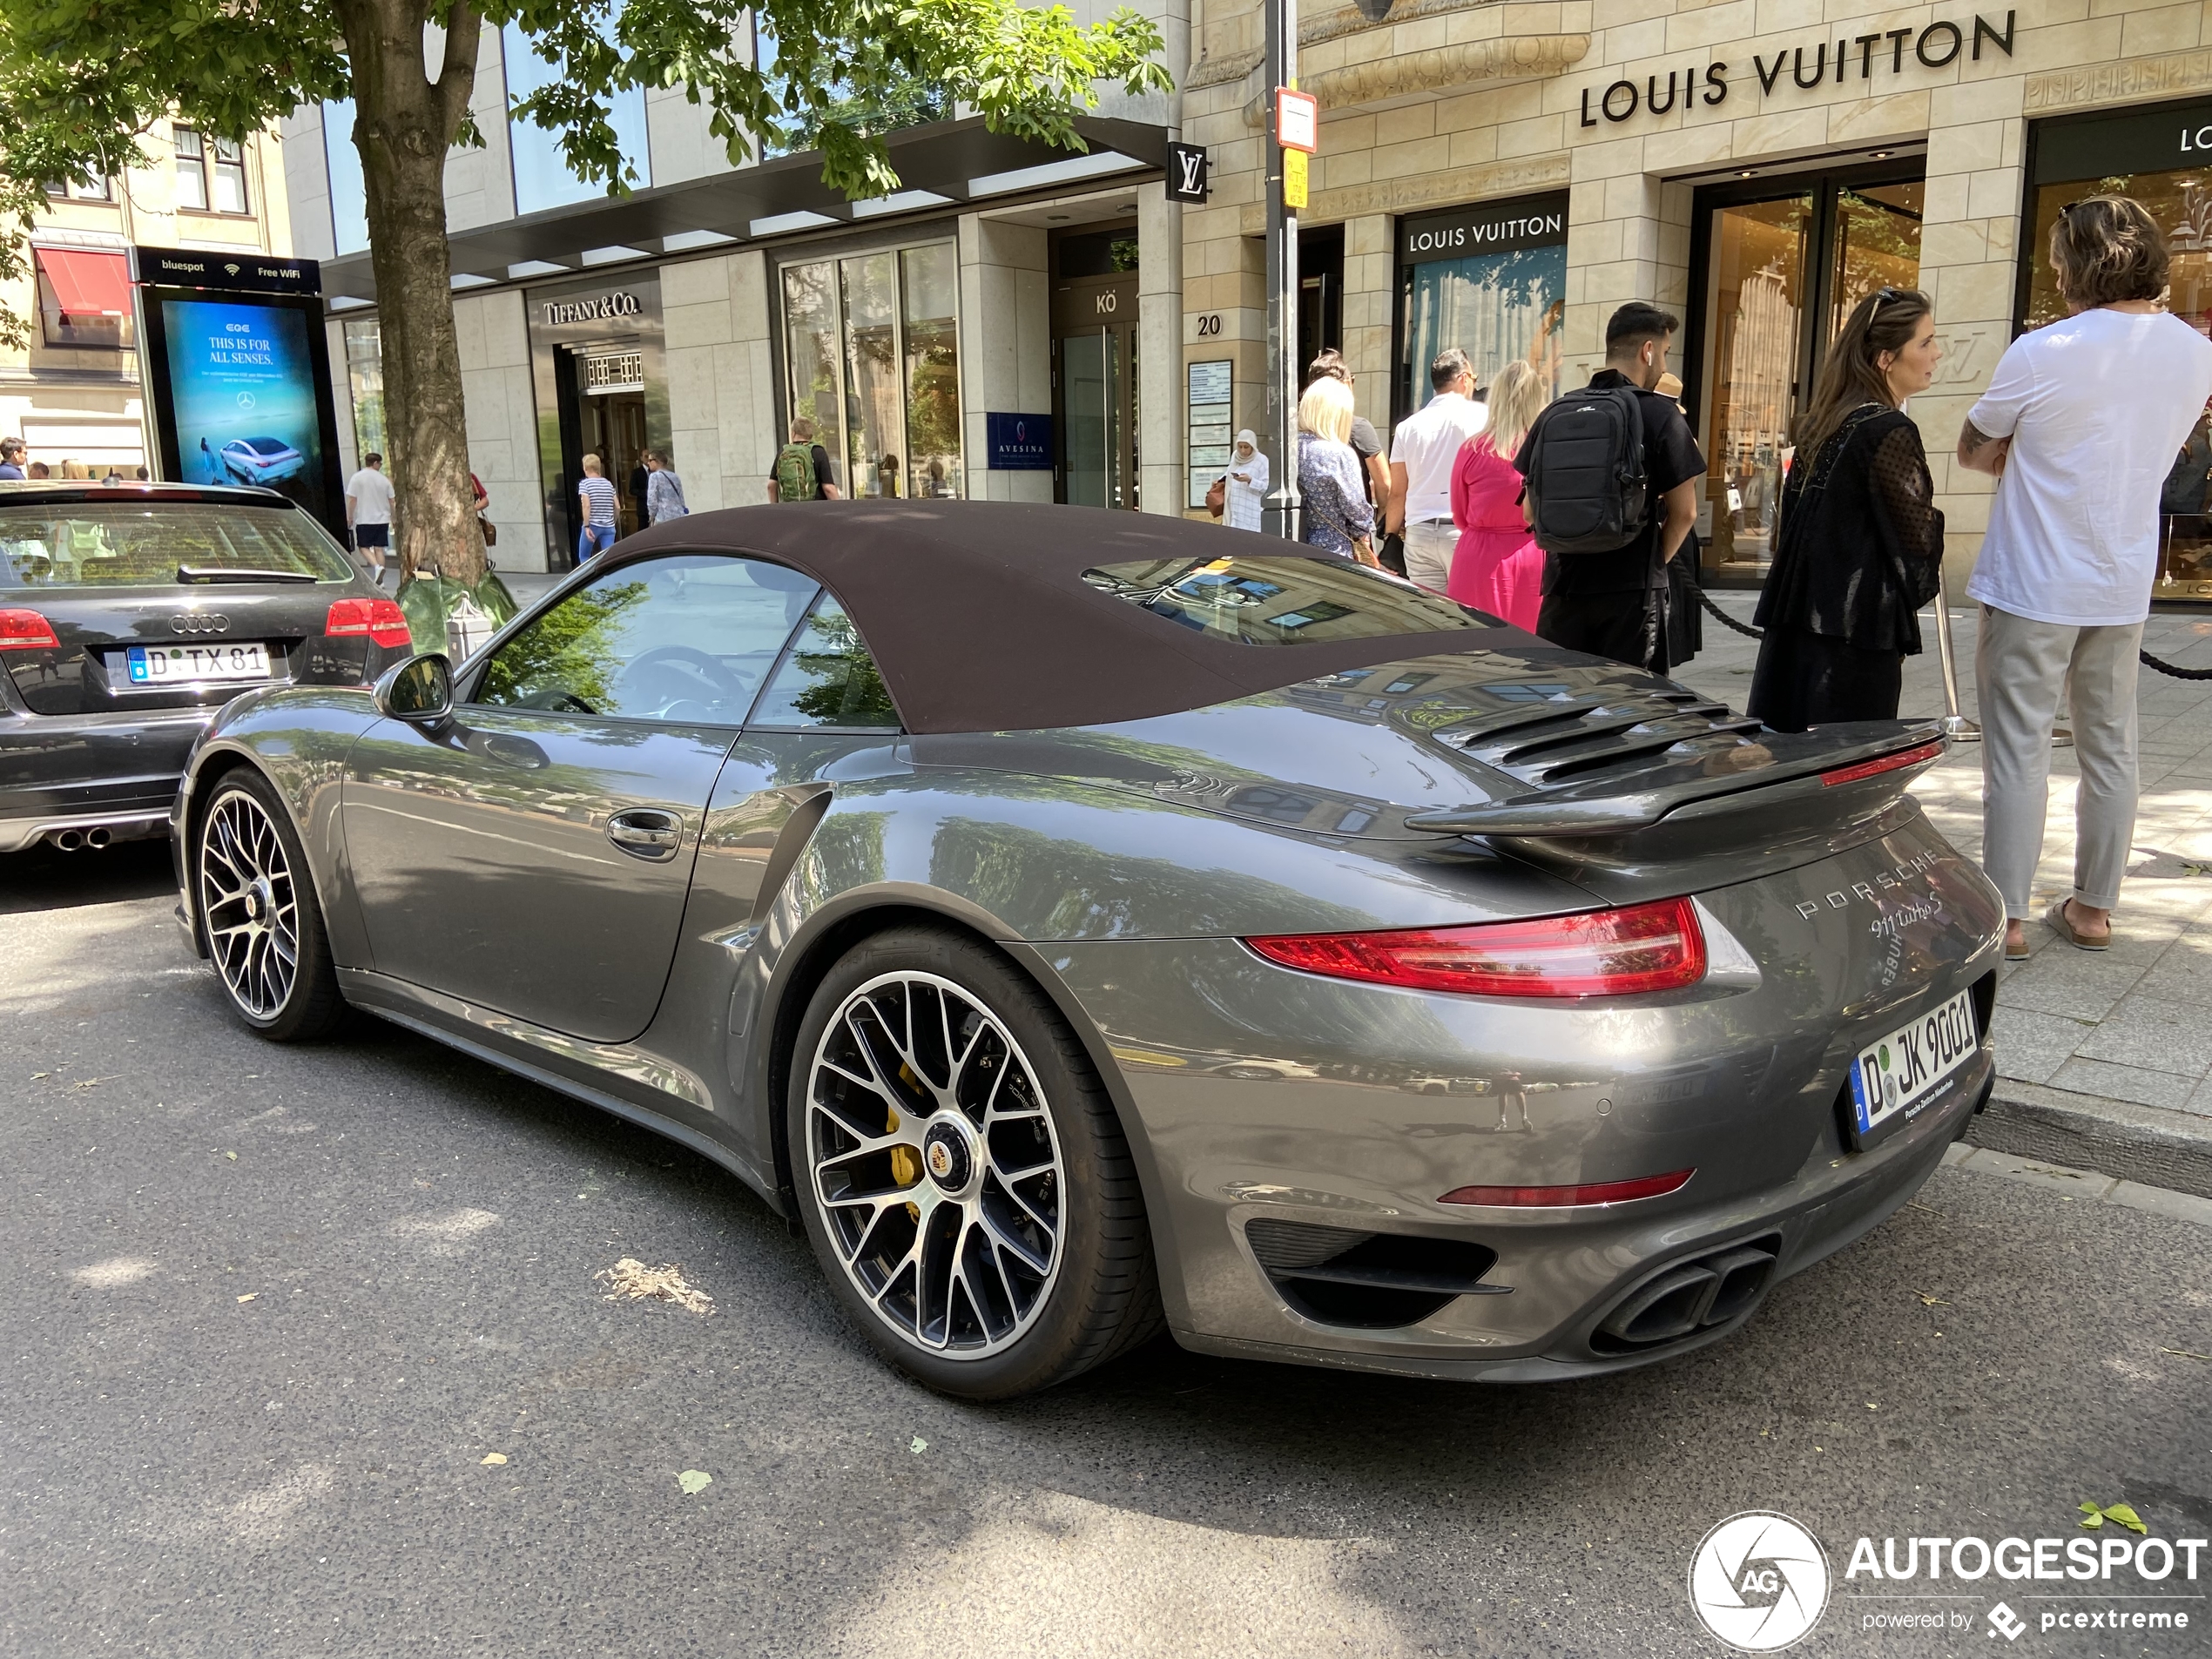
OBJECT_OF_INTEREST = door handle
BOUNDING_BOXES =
[606,808,683,860]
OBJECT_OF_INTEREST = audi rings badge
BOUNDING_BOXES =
[167,613,232,636]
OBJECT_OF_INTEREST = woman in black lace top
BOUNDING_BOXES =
[1748,287,1946,732]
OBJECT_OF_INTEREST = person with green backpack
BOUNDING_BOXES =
[767,415,841,502]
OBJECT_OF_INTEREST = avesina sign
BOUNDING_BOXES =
[1581,10,2015,128]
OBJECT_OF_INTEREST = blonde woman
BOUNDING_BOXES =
[1296,376,1375,562]
[1447,359,1548,628]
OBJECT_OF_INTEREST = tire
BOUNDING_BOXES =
[788,926,1163,1399]
[193,769,348,1042]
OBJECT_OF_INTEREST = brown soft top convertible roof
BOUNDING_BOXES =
[624,501,1522,734]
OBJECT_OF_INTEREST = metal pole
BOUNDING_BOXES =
[1259,0,1301,543]
[1931,562,1980,742]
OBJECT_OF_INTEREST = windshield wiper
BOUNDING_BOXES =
[177,565,318,584]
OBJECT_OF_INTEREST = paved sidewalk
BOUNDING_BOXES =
[1674,589,2212,1193]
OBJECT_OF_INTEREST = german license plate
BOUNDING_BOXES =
[1845,989,1979,1150]
[127,641,270,684]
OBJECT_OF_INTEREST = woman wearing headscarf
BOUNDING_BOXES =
[1748,287,1944,732]
[1447,358,1548,631]
[1217,430,1268,531]
[1296,378,1376,562]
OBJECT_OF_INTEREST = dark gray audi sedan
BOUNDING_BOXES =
[171,502,2004,1399]
[0,482,406,854]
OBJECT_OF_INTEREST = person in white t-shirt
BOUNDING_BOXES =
[1387,347,1489,590]
[345,452,395,584]
[1958,195,2212,959]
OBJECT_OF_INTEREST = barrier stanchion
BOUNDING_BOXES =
[1932,566,1980,743]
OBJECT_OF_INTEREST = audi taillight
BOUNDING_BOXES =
[1440,1169,1695,1208]
[0,608,58,650]
[325,597,412,650]
[1244,897,1707,998]
[1819,739,1943,787]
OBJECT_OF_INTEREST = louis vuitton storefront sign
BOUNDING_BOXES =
[1580,10,2016,126]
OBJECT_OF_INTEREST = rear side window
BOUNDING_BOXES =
[749,593,900,730]
[1082,555,1494,645]
[0,502,353,588]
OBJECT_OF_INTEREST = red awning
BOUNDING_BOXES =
[36,247,130,318]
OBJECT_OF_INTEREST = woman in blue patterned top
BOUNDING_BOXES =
[1295,377,1376,563]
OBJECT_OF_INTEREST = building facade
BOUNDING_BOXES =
[1180,0,2212,605]
[285,10,1192,570]
[1,124,293,482]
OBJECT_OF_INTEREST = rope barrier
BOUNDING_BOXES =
[1690,593,2209,680]
[2140,649,2212,680]
[1695,586,1764,640]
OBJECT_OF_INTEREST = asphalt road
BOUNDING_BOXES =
[4,842,2210,1659]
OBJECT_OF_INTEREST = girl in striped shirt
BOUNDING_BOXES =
[577,453,618,560]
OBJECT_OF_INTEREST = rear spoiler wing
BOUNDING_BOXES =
[1401,725,1947,838]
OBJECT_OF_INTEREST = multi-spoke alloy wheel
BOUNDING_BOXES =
[193,772,346,1041]
[200,788,300,1020]
[790,927,1161,1398]
[806,970,1066,1358]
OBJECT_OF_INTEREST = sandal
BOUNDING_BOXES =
[2004,932,2031,961]
[2043,897,2111,953]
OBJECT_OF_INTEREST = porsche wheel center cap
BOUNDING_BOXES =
[923,1122,975,1195]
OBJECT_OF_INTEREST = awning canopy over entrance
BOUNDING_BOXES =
[320,113,1168,304]
[36,247,132,317]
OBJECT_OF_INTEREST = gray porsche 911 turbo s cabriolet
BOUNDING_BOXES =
[172,502,2003,1399]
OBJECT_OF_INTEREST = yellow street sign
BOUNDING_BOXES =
[1284,148,1309,210]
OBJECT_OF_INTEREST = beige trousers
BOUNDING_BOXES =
[1975,604,2141,920]
[1403,519,1457,591]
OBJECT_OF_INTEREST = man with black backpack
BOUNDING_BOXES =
[1515,302,1703,671]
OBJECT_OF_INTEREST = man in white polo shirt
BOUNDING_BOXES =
[1386,347,1488,591]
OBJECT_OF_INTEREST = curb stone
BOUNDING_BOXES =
[1963,1086,2212,1204]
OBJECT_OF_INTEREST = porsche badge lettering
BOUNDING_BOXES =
[1792,851,1952,923]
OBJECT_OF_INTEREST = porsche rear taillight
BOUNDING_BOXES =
[1244,897,1707,998]
[1819,739,1943,787]
[0,608,58,650]
[325,597,412,650]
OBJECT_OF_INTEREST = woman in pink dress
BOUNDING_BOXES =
[1447,359,1548,631]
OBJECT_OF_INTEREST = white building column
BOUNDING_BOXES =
[957,213,1054,504]
[1136,179,1183,516]
[664,249,778,512]
[453,288,544,568]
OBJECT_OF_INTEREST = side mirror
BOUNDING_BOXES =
[374,653,454,725]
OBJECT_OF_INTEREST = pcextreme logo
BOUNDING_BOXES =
[1689,1509,2209,1648]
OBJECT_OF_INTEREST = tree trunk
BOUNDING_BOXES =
[339,0,487,590]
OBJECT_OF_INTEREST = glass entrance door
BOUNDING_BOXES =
[1054,272,1140,509]
[1689,165,1924,583]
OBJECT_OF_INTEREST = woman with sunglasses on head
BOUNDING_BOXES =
[1747,287,1945,732]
